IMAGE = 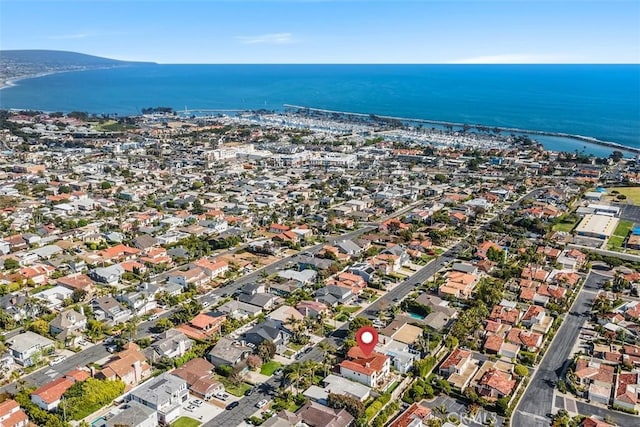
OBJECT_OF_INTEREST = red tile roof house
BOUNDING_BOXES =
[269,223,290,234]
[98,244,140,263]
[0,399,28,427]
[389,401,432,427]
[30,377,74,411]
[476,241,502,260]
[506,328,543,353]
[96,343,151,388]
[483,335,505,355]
[580,417,615,427]
[476,368,517,400]
[339,347,390,388]
[574,357,615,405]
[192,257,229,278]
[177,313,226,340]
[613,372,640,413]
[489,305,521,326]
[18,264,55,285]
[56,273,96,295]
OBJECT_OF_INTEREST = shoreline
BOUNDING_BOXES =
[0,65,132,91]
[0,71,63,90]
[1,70,637,155]
[282,104,640,155]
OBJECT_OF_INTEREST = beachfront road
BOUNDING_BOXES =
[512,272,640,427]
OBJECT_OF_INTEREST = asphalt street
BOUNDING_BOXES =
[512,272,639,427]
[0,228,375,396]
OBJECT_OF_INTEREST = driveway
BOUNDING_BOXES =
[181,397,224,424]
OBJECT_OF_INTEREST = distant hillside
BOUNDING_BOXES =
[0,50,154,84]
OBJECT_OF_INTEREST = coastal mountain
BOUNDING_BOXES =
[0,49,153,83]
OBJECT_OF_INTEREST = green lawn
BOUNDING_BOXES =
[614,220,634,237]
[260,360,282,376]
[608,235,626,251]
[171,417,201,427]
[218,376,252,397]
[608,187,640,204]
[553,221,577,233]
[338,306,360,314]
[288,342,304,351]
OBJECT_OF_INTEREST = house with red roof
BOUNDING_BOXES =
[506,328,543,352]
[613,372,640,413]
[339,347,390,388]
[580,417,615,427]
[269,223,290,234]
[177,313,226,340]
[56,273,95,295]
[489,305,521,326]
[0,399,28,427]
[574,357,615,404]
[476,241,502,260]
[98,244,140,263]
[96,343,151,387]
[18,264,55,285]
[521,305,553,335]
[30,377,74,411]
[476,368,517,400]
[389,401,432,427]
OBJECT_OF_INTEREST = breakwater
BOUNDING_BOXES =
[283,104,640,155]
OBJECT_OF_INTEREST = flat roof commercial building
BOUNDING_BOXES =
[575,214,619,240]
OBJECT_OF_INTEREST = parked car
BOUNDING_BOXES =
[244,388,254,396]
[192,399,203,406]
[148,314,159,321]
[226,401,239,410]
[50,356,65,366]
[256,399,268,408]
[274,368,283,375]
[107,345,117,353]
[215,392,230,401]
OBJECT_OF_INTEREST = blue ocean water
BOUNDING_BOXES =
[1,64,638,154]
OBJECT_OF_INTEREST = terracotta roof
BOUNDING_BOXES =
[489,305,520,325]
[65,369,90,382]
[478,369,516,396]
[57,273,94,290]
[506,328,543,350]
[340,347,389,376]
[190,313,220,330]
[31,377,74,404]
[484,335,504,353]
[574,358,615,383]
[389,402,432,427]
[440,348,472,370]
[0,399,28,427]
[615,372,638,402]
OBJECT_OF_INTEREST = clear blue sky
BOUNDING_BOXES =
[1,0,639,64]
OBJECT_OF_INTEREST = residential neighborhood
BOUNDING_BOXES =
[0,108,639,427]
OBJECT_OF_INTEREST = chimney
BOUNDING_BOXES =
[79,306,84,316]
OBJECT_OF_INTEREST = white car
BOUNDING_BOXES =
[256,399,268,409]
[50,356,65,366]
[215,392,230,401]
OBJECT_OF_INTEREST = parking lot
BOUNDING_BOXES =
[620,204,640,223]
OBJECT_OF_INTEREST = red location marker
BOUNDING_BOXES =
[355,326,378,356]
